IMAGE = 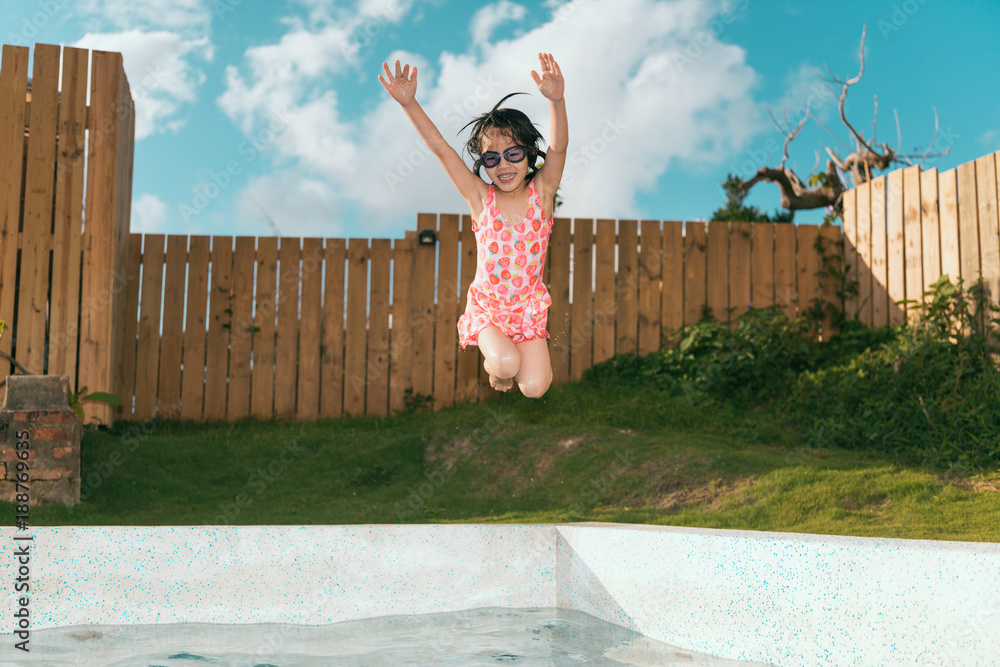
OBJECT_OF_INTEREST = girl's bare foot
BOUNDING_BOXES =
[490,374,514,391]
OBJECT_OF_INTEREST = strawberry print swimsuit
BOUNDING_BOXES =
[457,177,553,348]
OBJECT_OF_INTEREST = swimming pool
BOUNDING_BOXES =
[7,607,773,665]
[2,523,998,665]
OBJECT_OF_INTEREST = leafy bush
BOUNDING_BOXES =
[788,276,1000,471]
[583,276,1000,471]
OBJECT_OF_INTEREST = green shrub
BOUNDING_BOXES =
[788,277,1000,471]
[583,276,1000,471]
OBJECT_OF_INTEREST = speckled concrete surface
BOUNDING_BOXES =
[8,525,555,626]
[2,523,997,666]
[557,523,1000,666]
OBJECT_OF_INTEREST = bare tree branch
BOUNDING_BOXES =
[872,94,879,145]
[808,109,852,152]
[767,103,811,170]
[894,108,913,166]
[738,23,948,213]
[834,24,872,155]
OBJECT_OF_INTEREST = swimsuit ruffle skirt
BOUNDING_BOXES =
[457,177,553,349]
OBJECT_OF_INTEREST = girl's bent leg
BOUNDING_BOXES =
[477,325,520,391]
[514,338,552,398]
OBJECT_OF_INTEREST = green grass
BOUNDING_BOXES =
[4,380,998,542]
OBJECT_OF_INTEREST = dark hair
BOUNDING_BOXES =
[461,92,545,182]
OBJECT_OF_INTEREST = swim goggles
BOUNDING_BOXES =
[480,146,529,168]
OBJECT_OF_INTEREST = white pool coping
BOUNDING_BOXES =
[4,523,998,666]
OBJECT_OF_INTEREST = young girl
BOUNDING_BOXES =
[380,53,567,398]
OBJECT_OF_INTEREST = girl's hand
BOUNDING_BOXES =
[531,52,564,101]
[379,60,417,107]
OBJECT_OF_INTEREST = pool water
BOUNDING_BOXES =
[5,607,772,666]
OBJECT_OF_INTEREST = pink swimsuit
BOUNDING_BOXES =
[457,178,553,349]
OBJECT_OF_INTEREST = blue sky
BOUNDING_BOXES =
[3,0,998,240]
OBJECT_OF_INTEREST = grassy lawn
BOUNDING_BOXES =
[5,380,998,542]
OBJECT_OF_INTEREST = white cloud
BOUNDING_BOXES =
[217,24,353,134]
[132,193,169,232]
[73,30,211,139]
[470,1,527,45]
[772,62,839,126]
[218,0,764,236]
[74,0,213,31]
[234,172,346,239]
[70,0,214,140]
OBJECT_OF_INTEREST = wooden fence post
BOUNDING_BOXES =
[78,48,135,426]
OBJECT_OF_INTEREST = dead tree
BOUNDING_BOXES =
[740,25,949,216]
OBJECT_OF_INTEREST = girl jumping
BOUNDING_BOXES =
[380,53,567,398]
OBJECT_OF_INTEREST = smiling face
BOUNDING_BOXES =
[481,130,530,194]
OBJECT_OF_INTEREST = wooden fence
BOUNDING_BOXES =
[8,45,996,425]
[0,43,135,425]
[113,216,841,422]
[842,152,1000,326]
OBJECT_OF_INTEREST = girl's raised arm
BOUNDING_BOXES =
[380,61,486,213]
[530,53,567,202]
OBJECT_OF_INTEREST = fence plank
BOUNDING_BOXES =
[389,234,414,413]
[920,168,942,288]
[870,176,889,327]
[344,239,369,417]
[16,43,60,374]
[593,219,616,362]
[204,237,234,421]
[975,154,1000,313]
[661,220,683,345]
[48,46,87,385]
[706,222,729,324]
[133,235,165,420]
[114,237,141,421]
[774,222,796,321]
[433,215,459,409]
[297,238,324,420]
[547,217,571,383]
[886,169,906,324]
[855,181,873,325]
[251,237,278,419]
[797,225,821,337]
[994,151,1000,313]
[321,238,346,418]
[819,224,842,339]
[684,222,707,325]
[637,220,661,356]
[938,169,961,284]
[571,218,594,379]
[616,219,638,355]
[411,214,437,398]
[367,238,392,417]
[729,222,751,321]
[81,49,132,425]
[841,189,858,320]
[180,236,210,420]
[752,222,775,310]
[456,215,480,403]
[0,45,29,396]
[957,161,981,284]
[157,236,187,419]
[113,65,136,406]
[903,165,924,320]
[227,236,255,420]
[274,237,300,419]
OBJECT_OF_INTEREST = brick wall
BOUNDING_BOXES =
[0,376,81,505]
